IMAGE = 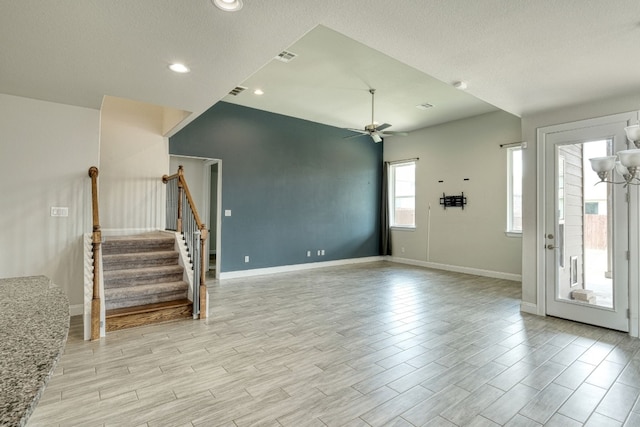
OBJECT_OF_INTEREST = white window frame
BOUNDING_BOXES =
[390,161,416,229]
[506,146,523,236]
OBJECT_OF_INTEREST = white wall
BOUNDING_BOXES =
[521,93,640,312]
[169,156,208,218]
[384,110,522,279]
[0,94,100,306]
[99,96,169,232]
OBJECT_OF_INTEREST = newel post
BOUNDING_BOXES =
[88,166,102,341]
[177,165,184,233]
[199,225,208,319]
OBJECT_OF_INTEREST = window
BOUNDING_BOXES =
[557,155,565,267]
[584,202,599,215]
[390,161,415,228]
[507,147,522,234]
[558,155,565,221]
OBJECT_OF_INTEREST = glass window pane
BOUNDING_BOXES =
[391,162,416,227]
[508,148,523,232]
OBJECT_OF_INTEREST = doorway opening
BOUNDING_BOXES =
[208,162,220,279]
[168,155,222,280]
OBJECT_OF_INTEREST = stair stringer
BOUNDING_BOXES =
[83,233,105,340]
[173,232,195,308]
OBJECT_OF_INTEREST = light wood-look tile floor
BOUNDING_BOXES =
[27,262,640,427]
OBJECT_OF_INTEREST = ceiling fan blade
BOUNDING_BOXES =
[343,128,369,139]
[371,133,383,143]
[376,123,392,132]
[380,131,409,137]
[344,133,367,140]
[345,128,368,134]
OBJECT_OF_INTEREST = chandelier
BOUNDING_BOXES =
[589,125,640,186]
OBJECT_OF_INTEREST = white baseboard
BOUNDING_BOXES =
[387,257,522,282]
[219,256,384,280]
[69,304,83,316]
[520,301,539,315]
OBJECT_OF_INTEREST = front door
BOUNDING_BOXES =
[545,121,629,332]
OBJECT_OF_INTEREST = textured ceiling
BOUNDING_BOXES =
[1,0,640,136]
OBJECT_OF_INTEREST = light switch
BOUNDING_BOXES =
[50,207,68,217]
[225,209,232,217]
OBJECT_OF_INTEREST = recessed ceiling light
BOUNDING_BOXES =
[453,81,468,90]
[169,63,190,73]
[211,0,243,12]
[253,89,264,95]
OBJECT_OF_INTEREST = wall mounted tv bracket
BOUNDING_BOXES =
[439,192,467,209]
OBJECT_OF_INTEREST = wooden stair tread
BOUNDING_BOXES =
[102,233,176,255]
[106,298,191,318]
[104,232,174,242]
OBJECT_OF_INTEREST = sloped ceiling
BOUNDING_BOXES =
[1,0,640,135]
[221,25,499,133]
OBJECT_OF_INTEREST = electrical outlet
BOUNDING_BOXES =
[317,250,321,256]
[401,247,405,253]
[244,255,249,263]
[320,250,325,256]
[225,209,232,217]
[306,251,311,257]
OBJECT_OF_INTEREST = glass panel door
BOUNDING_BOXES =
[545,123,629,332]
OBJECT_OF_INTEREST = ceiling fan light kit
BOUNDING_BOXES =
[344,88,408,143]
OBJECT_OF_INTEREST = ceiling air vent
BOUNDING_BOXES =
[275,50,298,63]
[228,86,247,96]
[416,103,434,110]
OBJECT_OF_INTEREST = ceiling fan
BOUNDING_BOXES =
[344,89,408,143]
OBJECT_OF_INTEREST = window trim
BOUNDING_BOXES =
[389,160,416,229]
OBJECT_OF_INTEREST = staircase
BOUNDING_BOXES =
[102,232,192,332]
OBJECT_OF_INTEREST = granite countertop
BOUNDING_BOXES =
[0,276,70,427]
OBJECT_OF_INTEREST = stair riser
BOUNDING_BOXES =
[102,241,175,255]
[104,272,184,288]
[103,256,179,271]
[104,281,188,299]
[105,291,189,310]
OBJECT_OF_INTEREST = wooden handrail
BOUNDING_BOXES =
[162,171,181,183]
[88,166,102,340]
[162,166,208,319]
[179,169,208,320]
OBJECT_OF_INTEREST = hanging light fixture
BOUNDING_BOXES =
[589,124,640,186]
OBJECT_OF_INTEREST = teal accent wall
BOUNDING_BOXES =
[169,102,382,272]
